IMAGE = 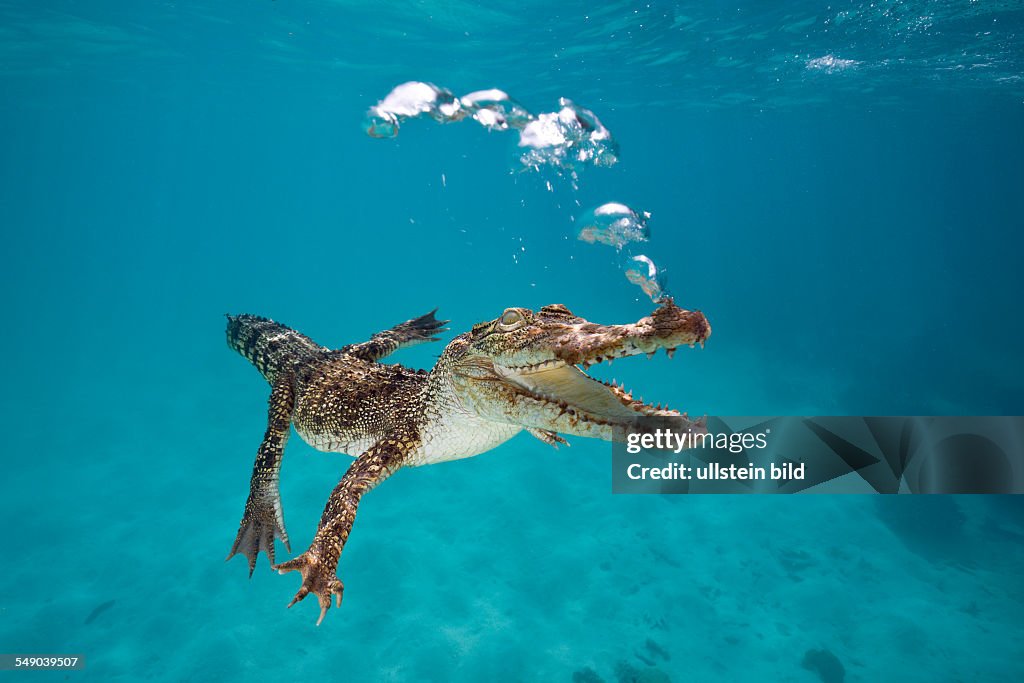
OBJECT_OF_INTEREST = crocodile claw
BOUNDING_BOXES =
[226,496,290,576]
[275,550,344,625]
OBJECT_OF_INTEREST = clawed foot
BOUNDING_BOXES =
[527,427,569,448]
[226,495,290,576]
[275,550,344,626]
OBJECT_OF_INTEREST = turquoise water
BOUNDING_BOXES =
[2,1,1023,681]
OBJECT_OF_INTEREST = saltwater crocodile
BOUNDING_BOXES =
[226,301,710,624]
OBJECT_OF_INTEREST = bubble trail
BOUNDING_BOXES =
[364,83,618,181]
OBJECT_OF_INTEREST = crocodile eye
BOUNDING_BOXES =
[499,309,523,327]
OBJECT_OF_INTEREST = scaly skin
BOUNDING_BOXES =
[225,301,710,624]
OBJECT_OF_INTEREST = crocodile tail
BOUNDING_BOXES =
[226,314,325,381]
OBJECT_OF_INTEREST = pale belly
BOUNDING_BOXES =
[406,417,523,466]
[292,414,521,466]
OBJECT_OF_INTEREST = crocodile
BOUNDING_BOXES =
[225,301,710,624]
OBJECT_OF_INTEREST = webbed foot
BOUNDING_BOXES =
[226,493,290,576]
[402,308,450,342]
[275,549,344,625]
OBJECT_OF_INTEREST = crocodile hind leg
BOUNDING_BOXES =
[227,377,294,575]
[275,433,414,624]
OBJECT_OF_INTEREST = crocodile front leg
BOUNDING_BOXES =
[227,377,294,575]
[275,433,414,624]
[341,309,449,362]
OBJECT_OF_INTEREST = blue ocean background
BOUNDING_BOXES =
[2,1,1023,681]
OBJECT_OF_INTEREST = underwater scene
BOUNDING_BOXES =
[1,1,1023,681]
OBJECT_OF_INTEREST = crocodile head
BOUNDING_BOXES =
[443,300,711,441]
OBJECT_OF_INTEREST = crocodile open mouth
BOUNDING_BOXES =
[496,347,683,425]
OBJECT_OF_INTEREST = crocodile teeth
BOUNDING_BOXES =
[507,359,564,373]
[646,352,655,360]
[666,347,676,359]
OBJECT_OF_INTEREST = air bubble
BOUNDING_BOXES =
[460,89,533,131]
[363,81,463,138]
[517,98,619,173]
[576,202,650,250]
[624,254,669,303]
